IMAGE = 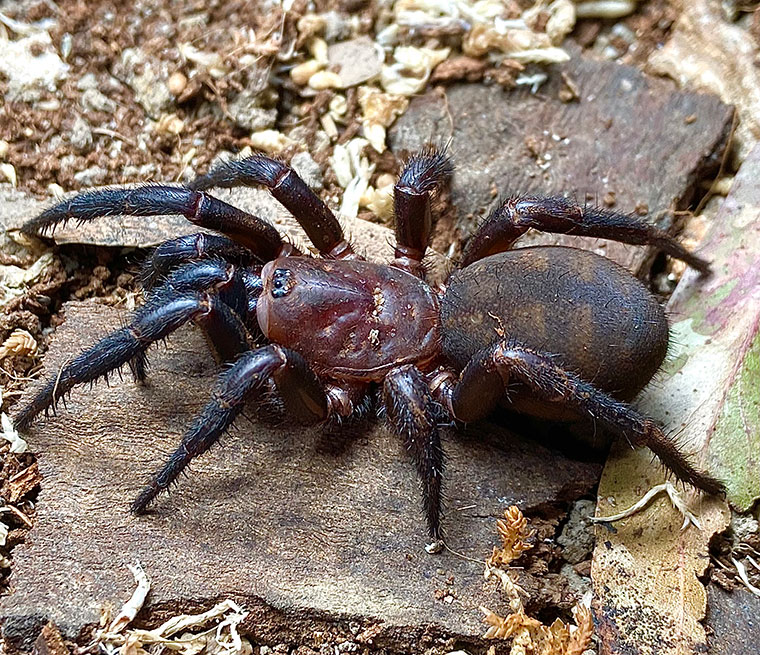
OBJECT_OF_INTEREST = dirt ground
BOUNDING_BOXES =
[1,0,759,654]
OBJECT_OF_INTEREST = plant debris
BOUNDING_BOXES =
[95,563,251,655]
[481,506,594,655]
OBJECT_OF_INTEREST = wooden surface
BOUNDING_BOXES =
[390,48,734,274]
[2,303,601,650]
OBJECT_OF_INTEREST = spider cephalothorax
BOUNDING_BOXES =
[15,148,725,546]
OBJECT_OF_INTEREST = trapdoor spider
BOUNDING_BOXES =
[15,148,725,543]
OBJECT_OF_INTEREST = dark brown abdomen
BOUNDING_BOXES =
[440,247,669,401]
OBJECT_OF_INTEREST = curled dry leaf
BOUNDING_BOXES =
[482,603,594,654]
[98,596,250,655]
[380,46,450,96]
[481,506,594,654]
[248,130,296,154]
[0,163,16,187]
[358,87,409,153]
[0,251,55,303]
[546,0,576,45]
[464,24,550,57]
[488,505,535,568]
[290,59,323,86]
[0,328,37,359]
[1,412,28,454]
[307,70,342,90]
[108,561,151,634]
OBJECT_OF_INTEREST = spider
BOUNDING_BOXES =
[14,147,725,546]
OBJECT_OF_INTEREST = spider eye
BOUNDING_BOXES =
[271,268,294,298]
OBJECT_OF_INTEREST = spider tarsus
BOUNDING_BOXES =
[187,154,286,192]
[130,487,156,515]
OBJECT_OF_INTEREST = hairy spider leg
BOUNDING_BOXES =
[141,233,259,290]
[383,365,445,539]
[461,195,711,272]
[437,340,726,496]
[189,155,357,260]
[131,344,330,513]
[126,258,260,383]
[13,287,252,431]
[392,147,453,278]
[21,186,292,260]
[156,258,263,358]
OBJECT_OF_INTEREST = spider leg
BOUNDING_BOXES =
[22,186,293,260]
[188,155,357,260]
[13,289,251,430]
[151,258,260,325]
[140,233,257,290]
[392,148,452,277]
[438,340,725,496]
[130,258,260,382]
[131,344,330,512]
[461,195,710,272]
[383,365,445,540]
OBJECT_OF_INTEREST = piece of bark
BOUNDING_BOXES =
[705,586,760,655]
[1,301,601,651]
[648,0,760,165]
[32,622,69,655]
[389,50,734,273]
[327,36,383,88]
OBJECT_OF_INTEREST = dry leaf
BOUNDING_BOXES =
[488,505,535,567]
[482,506,593,654]
[591,145,760,654]
[0,328,38,359]
[5,461,40,502]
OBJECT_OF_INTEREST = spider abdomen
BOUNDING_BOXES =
[440,246,669,402]
[257,257,440,381]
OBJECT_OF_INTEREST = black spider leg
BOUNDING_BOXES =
[391,147,453,278]
[461,195,711,272]
[383,365,445,541]
[13,284,252,431]
[22,186,296,261]
[125,258,260,385]
[141,233,258,290]
[131,344,330,513]
[188,155,358,260]
[437,340,726,496]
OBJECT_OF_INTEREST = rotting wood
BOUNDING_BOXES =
[1,301,601,652]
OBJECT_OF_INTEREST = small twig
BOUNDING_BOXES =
[108,561,151,633]
[91,128,138,148]
[590,482,702,530]
[442,540,487,565]
[732,558,760,598]
[0,504,34,528]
